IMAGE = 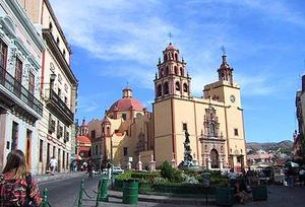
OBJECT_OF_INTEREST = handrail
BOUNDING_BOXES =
[0,65,43,115]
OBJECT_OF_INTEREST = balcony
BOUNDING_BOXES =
[46,89,74,125]
[0,66,43,116]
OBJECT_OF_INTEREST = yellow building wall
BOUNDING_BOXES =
[153,99,173,166]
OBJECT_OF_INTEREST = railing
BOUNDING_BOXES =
[0,66,43,115]
[48,89,74,124]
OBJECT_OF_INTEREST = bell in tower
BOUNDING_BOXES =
[217,49,234,85]
[154,43,191,101]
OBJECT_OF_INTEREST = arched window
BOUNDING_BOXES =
[56,37,60,45]
[163,82,169,95]
[157,85,162,97]
[160,68,164,77]
[175,53,178,61]
[183,83,188,92]
[180,67,184,76]
[165,67,169,75]
[175,81,180,91]
[164,54,167,61]
[174,66,178,75]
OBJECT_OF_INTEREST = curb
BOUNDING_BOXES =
[108,190,215,206]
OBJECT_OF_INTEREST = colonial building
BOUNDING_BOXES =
[88,43,247,172]
[153,43,246,171]
[76,119,91,161]
[0,0,44,173]
[18,0,78,174]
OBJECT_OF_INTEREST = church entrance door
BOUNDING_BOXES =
[210,149,219,168]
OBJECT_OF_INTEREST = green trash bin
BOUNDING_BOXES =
[252,185,267,201]
[122,179,139,204]
[97,178,109,202]
[215,187,234,206]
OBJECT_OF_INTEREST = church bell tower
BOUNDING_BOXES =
[154,43,191,101]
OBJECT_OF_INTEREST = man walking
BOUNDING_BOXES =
[49,156,58,175]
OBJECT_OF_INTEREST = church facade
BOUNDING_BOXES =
[88,43,247,171]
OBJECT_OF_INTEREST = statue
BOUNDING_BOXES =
[178,129,195,169]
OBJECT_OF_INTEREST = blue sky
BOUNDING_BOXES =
[50,0,305,143]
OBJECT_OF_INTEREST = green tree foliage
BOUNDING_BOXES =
[160,161,183,183]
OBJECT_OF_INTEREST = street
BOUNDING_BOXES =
[39,175,100,207]
[38,174,305,207]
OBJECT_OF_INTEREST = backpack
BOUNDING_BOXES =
[0,174,36,207]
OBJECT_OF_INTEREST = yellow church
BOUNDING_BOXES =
[88,43,247,172]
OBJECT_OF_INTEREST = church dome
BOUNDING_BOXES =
[108,87,144,113]
[165,42,176,50]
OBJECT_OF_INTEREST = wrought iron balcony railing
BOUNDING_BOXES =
[47,89,74,125]
[0,66,43,115]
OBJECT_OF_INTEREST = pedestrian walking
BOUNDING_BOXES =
[0,149,42,206]
[49,156,58,175]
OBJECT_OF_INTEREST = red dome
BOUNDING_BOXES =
[77,135,91,144]
[109,98,144,112]
[165,42,176,50]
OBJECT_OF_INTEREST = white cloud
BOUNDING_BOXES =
[50,0,300,97]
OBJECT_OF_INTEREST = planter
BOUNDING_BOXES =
[252,185,267,201]
[122,179,139,205]
[215,187,234,206]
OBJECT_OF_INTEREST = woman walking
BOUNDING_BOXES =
[0,149,42,206]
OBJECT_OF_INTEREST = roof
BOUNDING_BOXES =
[109,98,144,113]
[165,42,176,50]
[77,135,91,144]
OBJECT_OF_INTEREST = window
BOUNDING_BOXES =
[175,82,180,91]
[122,113,127,120]
[56,37,60,45]
[106,127,110,135]
[183,83,188,92]
[234,128,239,136]
[14,58,23,96]
[91,130,96,139]
[163,82,169,94]
[174,66,178,75]
[63,49,66,57]
[157,85,162,97]
[39,140,43,162]
[123,147,128,156]
[15,58,23,82]
[28,72,35,94]
[164,54,167,61]
[64,96,67,104]
[175,53,178,61]
[180,67,184,76]
[0,39,8,69]
[165,67,169,75]
[58,88,61,97]
[183,123,187,131]
[49,22,53,31]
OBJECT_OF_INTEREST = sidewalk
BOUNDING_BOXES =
[35,171,86,183]
[91,184,305,207]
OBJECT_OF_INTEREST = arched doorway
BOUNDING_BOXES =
[210,149,219,168]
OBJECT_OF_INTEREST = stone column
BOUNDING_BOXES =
[220,158,224,171]
[137,155,142,171]
[208,157,211,170]
[149,154,156,172]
